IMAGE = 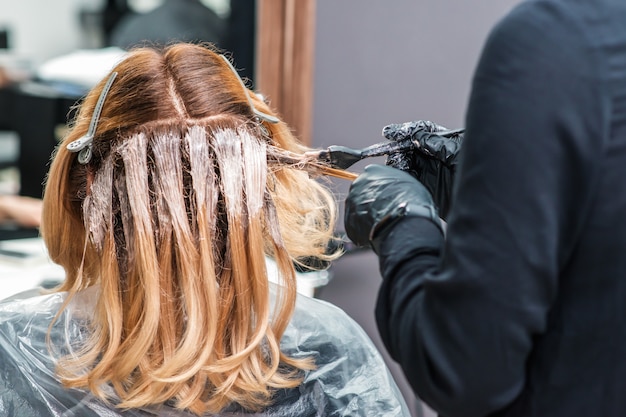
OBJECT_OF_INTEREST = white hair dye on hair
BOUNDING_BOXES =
[117,133,156,255]
[84,156,114,251]
[186,125,218,235]
[213,128,245,219]
[263,190,285,250]
[151,130,192,242]
[240,129,267,218]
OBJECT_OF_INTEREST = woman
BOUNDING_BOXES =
[0,43,409,416]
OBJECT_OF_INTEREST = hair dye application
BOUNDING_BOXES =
[186,125,219,238]
[41,44,344,414]
[83,156,113,251]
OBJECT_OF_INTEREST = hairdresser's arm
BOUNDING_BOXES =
[374,5,606,417]
[0,196,42,228]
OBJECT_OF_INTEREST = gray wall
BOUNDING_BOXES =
[312,2,520,416]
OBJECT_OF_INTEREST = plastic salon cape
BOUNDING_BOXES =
[0,284,410,416]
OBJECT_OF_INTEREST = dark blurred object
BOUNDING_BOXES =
[102,0,132,46]
[0,83,79,198]
[223,0,256,86]
[0,28,9,50]
[384,120,463,220]
[0,225,39,241]
[109,0,225,50]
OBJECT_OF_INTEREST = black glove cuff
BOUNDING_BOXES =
[370,201,443,254]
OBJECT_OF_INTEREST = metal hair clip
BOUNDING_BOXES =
[219,55,279,124]
[66,71,118,164]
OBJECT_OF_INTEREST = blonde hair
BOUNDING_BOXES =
[41,43,343,414]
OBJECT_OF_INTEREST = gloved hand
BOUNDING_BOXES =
[344,164,443,252]
[383,120,463,220]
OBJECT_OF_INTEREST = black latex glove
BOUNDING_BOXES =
[383,120,463,220]
[344,164,443,252]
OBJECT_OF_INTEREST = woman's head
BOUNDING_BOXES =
[41,43,339,414]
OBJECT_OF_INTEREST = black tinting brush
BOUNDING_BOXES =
[311,128,464,170]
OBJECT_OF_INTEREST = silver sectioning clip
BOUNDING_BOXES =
[66,71,118,164]
[219,55,279,124]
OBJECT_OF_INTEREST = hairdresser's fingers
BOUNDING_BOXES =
[415,130,463,166]
[382,120,462,166]
[384,143,457,220]
[385,148,414,172]
[382,120,449,142]
[344,164,441,251]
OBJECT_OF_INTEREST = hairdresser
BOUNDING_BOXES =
[344,1,626,416]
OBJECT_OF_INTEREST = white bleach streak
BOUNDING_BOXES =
[213,128,244,218]
[84,156,114,251]
[240,129,267,218]
[118,133,153,239]
[186,126,218,232]
[151,131,191,237]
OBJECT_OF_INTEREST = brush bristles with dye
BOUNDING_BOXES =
[267,147,358,181]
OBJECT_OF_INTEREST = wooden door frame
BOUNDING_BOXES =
[255,0,316,145]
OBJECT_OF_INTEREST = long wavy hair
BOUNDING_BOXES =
[41,43,344,414]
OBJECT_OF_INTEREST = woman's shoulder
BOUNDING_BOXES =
[277,290,411,416]
[287,291,369,346]
[0,289,65,324]
[0,287,95,358]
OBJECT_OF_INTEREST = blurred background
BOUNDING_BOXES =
[0,1,520,415]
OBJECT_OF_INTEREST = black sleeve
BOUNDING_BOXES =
[375,3,608,417]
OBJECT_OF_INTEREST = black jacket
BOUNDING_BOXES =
[374,0,626,416]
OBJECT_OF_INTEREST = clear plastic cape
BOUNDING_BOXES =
[0,283,410,416]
